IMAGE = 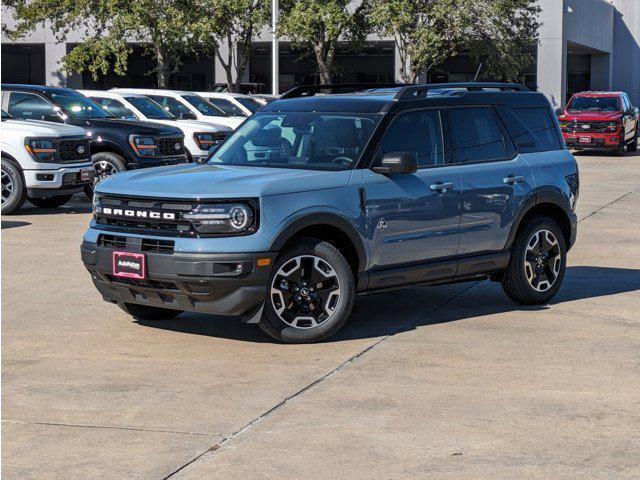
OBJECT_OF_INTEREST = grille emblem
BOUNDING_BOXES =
[77,145,86,155]
[581,124,590,129]
[174,142,182,151]
[99,207,176,220]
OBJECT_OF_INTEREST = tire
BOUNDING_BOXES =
[85,152,127,199]
[501,216,567,305]
[259,238,356,343]
[1,158,26,215]
[28,194,73,209]
[627,128,638,152]
[118,302,183,321]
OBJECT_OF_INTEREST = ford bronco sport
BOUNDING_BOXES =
[82,82,579,343]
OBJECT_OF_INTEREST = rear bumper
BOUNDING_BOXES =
[568,212,578,249]
[81,241,274,316]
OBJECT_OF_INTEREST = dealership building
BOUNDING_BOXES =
[1,0,639,107]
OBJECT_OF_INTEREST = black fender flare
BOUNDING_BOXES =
[504,187,573,250]
[269,212,367,273]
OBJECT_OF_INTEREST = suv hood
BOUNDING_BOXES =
[559,111,623,122]
[75,117,182,135]
[2,119,86,136]
[95,163,352,199]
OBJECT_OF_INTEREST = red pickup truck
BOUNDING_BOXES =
[557,91,638,154]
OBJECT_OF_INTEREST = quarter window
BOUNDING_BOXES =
[449,107,506,163]
[5,92,56,120]
[513,107,561,151]
[376,110,444,168]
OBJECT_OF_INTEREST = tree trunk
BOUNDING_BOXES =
[156,46,169,88]
[214,46,235,93]
[313,42,333,85]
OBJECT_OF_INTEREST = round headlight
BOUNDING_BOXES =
[229,205,251,230]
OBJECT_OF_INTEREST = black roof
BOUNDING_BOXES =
[2,84,82,96]
[263,82,551,114]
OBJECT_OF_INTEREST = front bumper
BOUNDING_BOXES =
[563,132,622,150]
[24,164,94,197]
[81,241,274,316]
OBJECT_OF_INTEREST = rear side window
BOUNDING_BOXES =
[5,91,56,120]
[449,107,506,164]
[512,107,561,151]
[376,110,444,168]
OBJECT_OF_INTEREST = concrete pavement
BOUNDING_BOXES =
[2,151,639,479]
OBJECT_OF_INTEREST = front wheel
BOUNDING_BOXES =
[84,152,127,199]
[259,239,355,343]
[501,216,567,305]
[28,194,73,209]
[118,302,183,321]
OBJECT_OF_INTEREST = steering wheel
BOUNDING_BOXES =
[331,156,354,165]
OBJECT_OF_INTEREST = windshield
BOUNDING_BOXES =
[51,93,114,119]
[148,95,193,118]
[568,96,621,112]
[236,97,262,113]
[207,112,381,171]
[182,94,228,117]
[125,96,175,120]
[204,96,246,116]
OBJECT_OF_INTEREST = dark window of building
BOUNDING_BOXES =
[376,110,444,168]
[1,44,45,85]
[449,107,506,163]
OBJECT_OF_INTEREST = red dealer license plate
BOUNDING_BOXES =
[112,251,146,279]
[579,136,592,143]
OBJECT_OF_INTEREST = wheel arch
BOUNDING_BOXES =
[89,140,129,161]
[269,213,367,277]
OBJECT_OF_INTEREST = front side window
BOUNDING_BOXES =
[5,92,57,120]
[125,96,175,120]
[568,96,621,112]
[208,112,381,171]
[51,92,113,119]
[375,110,444,168]
[91,97,137,119]
[206,97,246,116]
[181,94,227,117]
[148,95,193,117]
[449,107,506,164]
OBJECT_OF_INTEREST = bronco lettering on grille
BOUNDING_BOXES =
[101,207,176,220]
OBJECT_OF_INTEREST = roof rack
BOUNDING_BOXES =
[280,83,405,99]
[395,82,529,100]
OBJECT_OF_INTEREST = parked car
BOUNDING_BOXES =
[194,92,264,117]
[1,110,94,214]
[79,90,231,163]
[81,82,579,343]
[557,91,638,153]
[1,85,188,196]
[111,88,245,130]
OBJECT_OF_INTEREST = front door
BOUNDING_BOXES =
[363,109,461,270]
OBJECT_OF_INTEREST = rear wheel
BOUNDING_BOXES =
[84,152,127,199]
[259,239,355,343]
[1,159,26,215]
[28,194,73,209]
[501,216,567,305]
[118,302,183,321]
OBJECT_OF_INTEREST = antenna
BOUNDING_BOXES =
[473,63,483,82]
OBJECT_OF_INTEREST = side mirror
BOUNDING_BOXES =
[371,152,417,176]
[42,113,65,123]
[180,112,197,120]
[555,107,563,116]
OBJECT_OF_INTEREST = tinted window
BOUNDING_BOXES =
[149,95,193,117]
[181,94,227,117]
[208,112,380,171]
[206,97,246,116]
[50,92,113,119]
[376,110,443,168]
[92,97,136,119]
[568,96,620,112]
[449,107,506,163]
[236,97,261,113]
[513,107,561,151]
[6,92,56,120]
[125,96,174,120]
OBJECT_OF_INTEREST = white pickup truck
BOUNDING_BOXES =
[1,111,94,214]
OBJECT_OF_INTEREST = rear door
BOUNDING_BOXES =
[363,108,461,269]
[447,106,535,255]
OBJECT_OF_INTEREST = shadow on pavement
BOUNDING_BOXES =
[1,220,31,230]
[573,149,640,158]
[134,265,640,343]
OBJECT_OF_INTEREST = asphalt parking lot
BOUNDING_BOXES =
[2,150,640,479]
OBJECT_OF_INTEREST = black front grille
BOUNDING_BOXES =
[141,238,175,254]
[58,139,90,161]
[158,137,184,156]
[98,234,127,249]
[564,122,610,133]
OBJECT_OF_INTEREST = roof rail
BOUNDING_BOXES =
[280,83,406,99]
[395,82,529,100]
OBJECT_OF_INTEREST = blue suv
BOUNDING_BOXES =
[81,83,579,343]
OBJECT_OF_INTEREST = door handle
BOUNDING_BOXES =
[502,175,525,185]
[429,181,454,193]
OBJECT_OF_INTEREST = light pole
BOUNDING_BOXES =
[271,0,279,96]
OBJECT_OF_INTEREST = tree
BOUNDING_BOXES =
[463,0,541,82]
[4,0,197,87]
[278,0,370,85]
[192,0,269,92]
[368,0,466,83]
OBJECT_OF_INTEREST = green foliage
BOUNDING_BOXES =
[278,0,369,84]
[192,0,269,92]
